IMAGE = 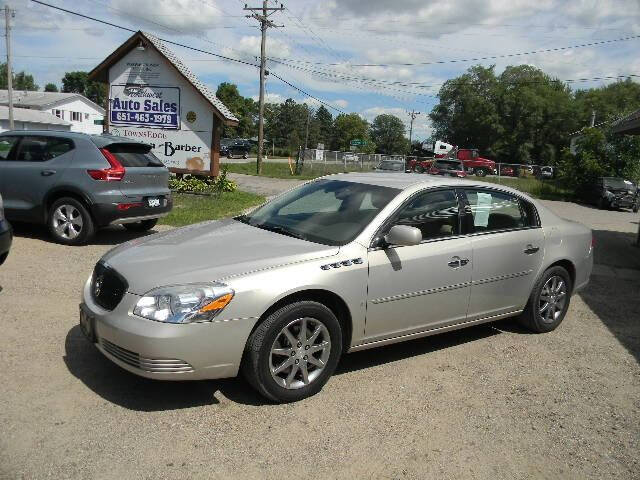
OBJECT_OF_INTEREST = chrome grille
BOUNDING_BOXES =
[91,262,127,311]
[100,339,194,373]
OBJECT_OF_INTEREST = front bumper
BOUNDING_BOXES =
[0,218,12,265]
[91,195,173,227]
[80,277,258,380]
[609,195,637,208]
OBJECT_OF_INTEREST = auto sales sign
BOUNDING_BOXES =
[110,84,180,129]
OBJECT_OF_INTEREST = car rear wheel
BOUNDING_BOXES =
[123,219,158,232]
[518,266,572,333]
[474,167,487,177]
[48,197,95,245]
[242,301,342,403]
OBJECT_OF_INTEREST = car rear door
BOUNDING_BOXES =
[461,187,545,320]
[0,135,74,222]
[103,142,170,202]
[364,188,472,342]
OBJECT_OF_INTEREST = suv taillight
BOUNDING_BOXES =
[87,148,125,181]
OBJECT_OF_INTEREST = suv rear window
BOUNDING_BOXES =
[104,143,164,167]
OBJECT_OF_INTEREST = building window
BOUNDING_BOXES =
[52,109,63,119]
[84,113,89,120]
[71,111,82,122]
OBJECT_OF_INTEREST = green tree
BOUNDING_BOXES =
[44,83,58,92]
[313,105,333,147]
[331,113,370,151]
[0,63,38,91]
[215,82,257,138]
[61,71,105,106]
[370,114,407,154]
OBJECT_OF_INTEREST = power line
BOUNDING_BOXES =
[269,33,640,67]
[29,0,346,115]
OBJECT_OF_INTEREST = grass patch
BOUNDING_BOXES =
[160,191,265,227]
[223,161,371,181]
[473,175,574,201]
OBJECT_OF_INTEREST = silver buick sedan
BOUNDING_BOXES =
[80,173,593,403]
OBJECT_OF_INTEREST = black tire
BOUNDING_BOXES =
[633,203,639,213]
[123,219,158,232]
[242,153,248,159]
[48,197,95,245]
[242,301,343,403]
[415,165,425,174]
[518,266,572,333]
[597,197,607,210]
[475,167,487,177]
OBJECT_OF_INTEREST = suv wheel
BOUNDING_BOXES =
[242,301,342,403]
[518,266,572,333]
[243,153,248,159]
[48,197,95,245]
[123,219,158,232]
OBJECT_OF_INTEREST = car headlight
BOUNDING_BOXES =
[133,283,234,324]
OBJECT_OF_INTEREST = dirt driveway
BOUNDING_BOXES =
[0,201,638,479]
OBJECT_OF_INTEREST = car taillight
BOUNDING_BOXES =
[117,202,143,211]
[87,148,125,181]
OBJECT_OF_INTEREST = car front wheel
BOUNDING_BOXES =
[518,266,572,333]
[475,167,487,177]
[48,197,95,245]
[242,301,343,403]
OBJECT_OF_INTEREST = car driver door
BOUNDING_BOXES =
[364,188,472,343]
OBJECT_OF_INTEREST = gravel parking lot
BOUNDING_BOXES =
[1,200,638,479]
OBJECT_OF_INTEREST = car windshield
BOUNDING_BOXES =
[236,179,400,246]
[434,160,461,170]
[603,177,635,190]
[377,161,404,171]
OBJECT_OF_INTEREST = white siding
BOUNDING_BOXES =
[48,97,104,134]
[0,119,71,133]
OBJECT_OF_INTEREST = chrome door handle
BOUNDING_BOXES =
[448,256,461,268]
[524,244,539,254]
[41,169,56,176]
[460,258,469,266]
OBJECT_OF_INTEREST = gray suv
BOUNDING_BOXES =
[0,131,172,245]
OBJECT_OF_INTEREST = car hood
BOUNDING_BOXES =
[101,219,340,294]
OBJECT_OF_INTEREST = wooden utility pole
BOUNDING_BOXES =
[407,109,420,153]
[244,1,283,175]
[5,5,15,130]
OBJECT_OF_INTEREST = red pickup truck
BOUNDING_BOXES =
[409,148,496,176]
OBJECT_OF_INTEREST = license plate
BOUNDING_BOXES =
[147,197,161,208]
[79,305,96,342]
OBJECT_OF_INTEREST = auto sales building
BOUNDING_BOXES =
[89,30,238,176]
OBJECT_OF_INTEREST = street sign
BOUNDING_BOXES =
[350,139,366,146]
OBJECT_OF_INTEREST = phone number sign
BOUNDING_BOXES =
[110,84,180,129]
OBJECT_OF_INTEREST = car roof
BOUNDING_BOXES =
[322,172,536,199]
[0,130,148,146]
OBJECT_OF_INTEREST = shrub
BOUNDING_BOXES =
[169,167,237,197]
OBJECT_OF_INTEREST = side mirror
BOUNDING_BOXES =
[384,225,422,247]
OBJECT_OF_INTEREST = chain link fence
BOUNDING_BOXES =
[298,149,565,199]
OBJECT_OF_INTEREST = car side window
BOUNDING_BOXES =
[463,189,526,232]
[0,136,21,160]
[393,189,460,240]
[14,136,74,162]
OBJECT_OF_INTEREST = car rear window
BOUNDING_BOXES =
[104,143,164,167]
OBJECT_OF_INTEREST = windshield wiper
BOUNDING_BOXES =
[255,223,306,241]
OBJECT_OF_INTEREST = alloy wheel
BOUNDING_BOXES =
[269,317,331,389]
[52,204,84,240]
[538,275,567,323]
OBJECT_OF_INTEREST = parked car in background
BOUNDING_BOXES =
[79,173,593,402]
[374,159,406,172]
[0,131,172,245]
[499,165,519,177]
[429,159,468,178]
[586,177,639,212]
[0,193,12,265]
[221,139,251,159]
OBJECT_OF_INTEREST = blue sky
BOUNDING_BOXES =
[7,0,640,140]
